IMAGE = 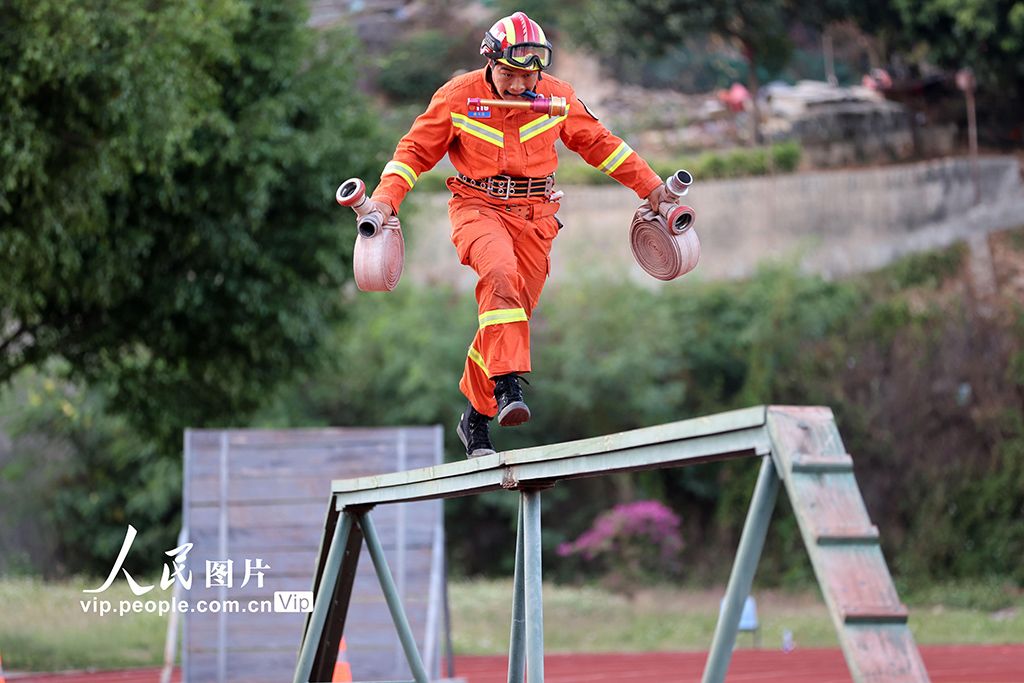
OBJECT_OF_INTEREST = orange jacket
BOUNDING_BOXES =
[371,67,663,213]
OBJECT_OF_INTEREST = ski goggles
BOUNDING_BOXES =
[488,41,552,70]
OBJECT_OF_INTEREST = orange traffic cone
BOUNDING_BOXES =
[332,637,352,682]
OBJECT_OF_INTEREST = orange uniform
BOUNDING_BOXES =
[372,67,662,417]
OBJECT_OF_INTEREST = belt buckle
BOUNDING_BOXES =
[543,175,554,198]
[489,174,514,200]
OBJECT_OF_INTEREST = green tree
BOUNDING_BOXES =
[888,0,1024,95]
[0,0,387,446]
[1,0,388,572]
[819,0,1024,100]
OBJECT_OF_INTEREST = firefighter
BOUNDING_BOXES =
[367,11,671,457]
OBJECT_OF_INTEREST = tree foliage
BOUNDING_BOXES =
[493,0,1024,102]
[376,25,483,104]
[2,369,177,576]
[0,0,387,446]
[886,0,1024,94]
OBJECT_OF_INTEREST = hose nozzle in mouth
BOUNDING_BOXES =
[467,95,567,116]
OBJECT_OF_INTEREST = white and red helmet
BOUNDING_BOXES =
[480,11,552,71]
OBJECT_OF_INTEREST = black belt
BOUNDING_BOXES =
[456,173,554,199]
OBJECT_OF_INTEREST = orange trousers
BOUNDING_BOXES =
[448,196,560,418]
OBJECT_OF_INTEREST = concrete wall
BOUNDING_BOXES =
[400,156,1024,290]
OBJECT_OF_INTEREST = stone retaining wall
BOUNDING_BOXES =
[400,156,1024,289]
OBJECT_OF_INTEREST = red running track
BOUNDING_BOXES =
[8,645,1023,682]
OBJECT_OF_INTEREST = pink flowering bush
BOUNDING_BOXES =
[557,500,684,595]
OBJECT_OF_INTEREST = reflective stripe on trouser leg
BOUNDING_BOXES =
[461,336,498,417]
[459,309,535,417]
[450,202,555,417]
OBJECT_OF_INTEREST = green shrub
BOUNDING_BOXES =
[649,144,801,183]
[3,369,179,577]
[691,151,730,179]
[878,242,966,290]
[1009,229,1024,251]
[405,144,803,195]
[771,141,802,172]
[727,147,767,177]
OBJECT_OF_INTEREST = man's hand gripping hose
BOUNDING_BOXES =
[630,170,700,281]
[336,178,405,292]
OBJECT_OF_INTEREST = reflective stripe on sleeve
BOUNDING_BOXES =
[478,307,528,328]
[381,160,418,189]
[597,142,633,175]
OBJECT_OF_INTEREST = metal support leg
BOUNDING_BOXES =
[507,499,527,683]
[701,456,781,683]
[310,510,364,683]
[359,511,431,683]
[294,512,354,683]
[522,488,545,683]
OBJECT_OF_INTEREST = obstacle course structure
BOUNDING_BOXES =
[295,406,930,683]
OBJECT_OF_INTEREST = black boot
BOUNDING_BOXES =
[494,373,531,427]
[457,402,497,458]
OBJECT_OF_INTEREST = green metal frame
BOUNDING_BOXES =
[295,508,430,683]
[702,455,780,682]
[294,406,929,683]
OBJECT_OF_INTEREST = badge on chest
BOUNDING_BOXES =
[467,104,492,119]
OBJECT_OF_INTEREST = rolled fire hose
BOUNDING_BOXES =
[336,178,405,292]
[629,170,701,281]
